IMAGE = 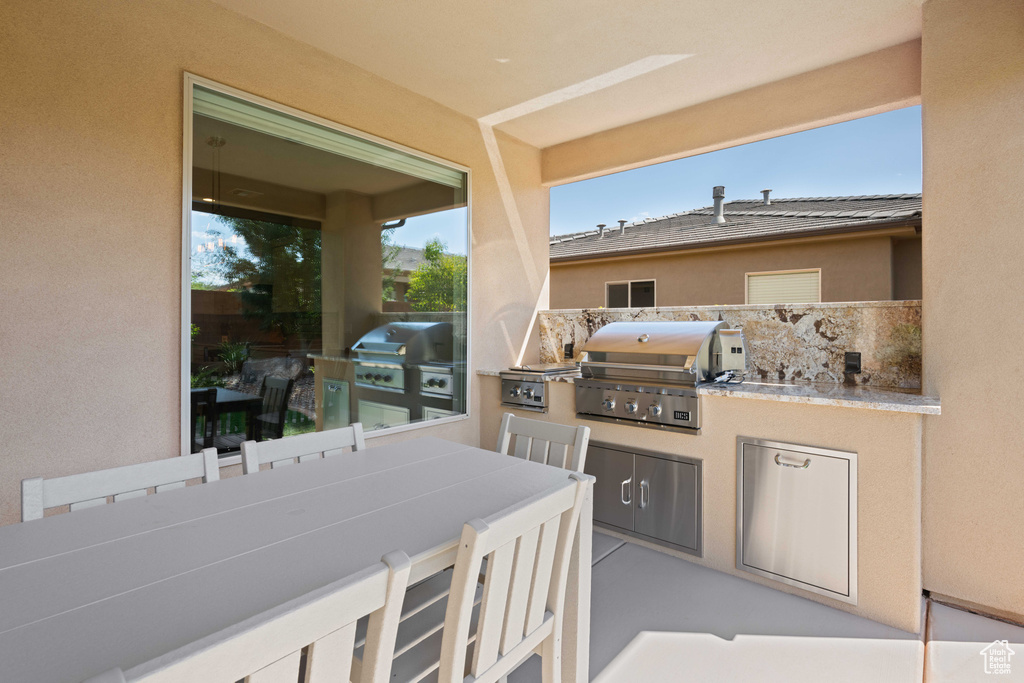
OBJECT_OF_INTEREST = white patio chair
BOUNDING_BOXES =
[241,423,366,474]
[21,448,220,522]
[497,412,591,472]
[82,550,411,683]
[352,472,593,683]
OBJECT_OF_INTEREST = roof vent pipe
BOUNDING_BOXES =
[713,186,726,224]
[761,189,772,205]
[597,223,606,238]
[618,219,627,233]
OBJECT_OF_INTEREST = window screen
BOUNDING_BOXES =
[746,270,820,304]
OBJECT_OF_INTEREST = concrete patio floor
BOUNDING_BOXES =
[509,532,1024,682]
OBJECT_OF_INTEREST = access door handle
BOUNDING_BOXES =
[775,453,811,469]
[621,477,632,505]
[639,480,649,509]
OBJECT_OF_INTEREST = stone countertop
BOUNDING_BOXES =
[477,370,940,415]
[698,380,940,415]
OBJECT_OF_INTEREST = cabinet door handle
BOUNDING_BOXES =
[775,453,811,469]
[620,477,632,505]
[639,480,649,509]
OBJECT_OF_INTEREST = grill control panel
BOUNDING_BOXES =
[575,379,700,433]
[354,362,404,392]
[500,374,548,413]
[420,367,454,397]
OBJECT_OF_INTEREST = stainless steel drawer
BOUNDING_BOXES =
[737,438,857,604]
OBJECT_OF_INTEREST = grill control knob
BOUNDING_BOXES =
[649,403,663,417]
[373,374,382,381]
[625,399,638,414]
[509,385,522,398]
[383,375,392,383]
[524,387,535,400]
[437,379,447,388]
[427,378,438,387]
[602,397,616,411]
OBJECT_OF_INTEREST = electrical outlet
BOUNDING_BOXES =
[844,352,862,374]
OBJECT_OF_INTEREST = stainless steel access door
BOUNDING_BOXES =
[738,439,857,604]
[634,454,699,551]
[586,445,635,531]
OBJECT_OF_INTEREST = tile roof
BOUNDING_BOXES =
[550,193,922,261]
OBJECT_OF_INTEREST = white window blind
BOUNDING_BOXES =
[193,86,465,189]
[746,270,820,304]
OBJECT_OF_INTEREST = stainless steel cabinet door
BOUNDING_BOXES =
[739,442,855,601]
[584,445,634,531]
[633,454,699,551]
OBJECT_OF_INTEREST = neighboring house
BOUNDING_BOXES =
[549,191,922,309]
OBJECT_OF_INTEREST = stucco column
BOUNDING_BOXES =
[921,0,1024,620]
[322,191,383,354]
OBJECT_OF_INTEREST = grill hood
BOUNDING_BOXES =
[352,321,453,364]
[580,320,733,385]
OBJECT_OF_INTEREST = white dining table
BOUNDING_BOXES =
[0,436,594,683]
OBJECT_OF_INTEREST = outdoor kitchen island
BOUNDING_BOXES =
[478,369,937,634]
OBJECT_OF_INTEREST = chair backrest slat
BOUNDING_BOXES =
[496,413,590,473]
[524,515,561,636]
[21,449,219,522]
[304,621,357,683]
[512,434,532,460]
[113,551,410,683]
[69,498,106,513]
[498,525,539,657]
[241,424,366,474]
[437,473,593,683]
[471,540,516,674]
[247,650,302,683]
[112,489,148,503]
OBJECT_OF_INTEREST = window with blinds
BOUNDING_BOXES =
[746,270,821,304]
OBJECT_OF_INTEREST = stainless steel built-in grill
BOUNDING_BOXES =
[575,321,747,433]
[500,362,580,413]
[351,321,459,424]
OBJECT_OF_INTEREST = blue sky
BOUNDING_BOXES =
[550,105,922,236]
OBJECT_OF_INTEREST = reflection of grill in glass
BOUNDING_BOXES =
[575,321,747,433]
[351,322,457,429]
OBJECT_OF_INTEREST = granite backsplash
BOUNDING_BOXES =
[538,301,922,389]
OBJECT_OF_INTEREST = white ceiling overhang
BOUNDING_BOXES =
[207,0,923,149]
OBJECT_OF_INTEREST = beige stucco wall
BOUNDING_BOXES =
[541,40,922,186]
[480,377,924,633]
[550,233,913,309]
[891,236,923,301]
[0,0,548,526]
[920,0,1024,621]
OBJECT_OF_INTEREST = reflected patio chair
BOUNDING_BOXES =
[84,551,411,683]
[241,423,366,474]
[350,472,592,683]
[213,375,295,452]
[255,375,296,441]
[496,412,591,472]
[189,387,218,454]
[21,449,220,522]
